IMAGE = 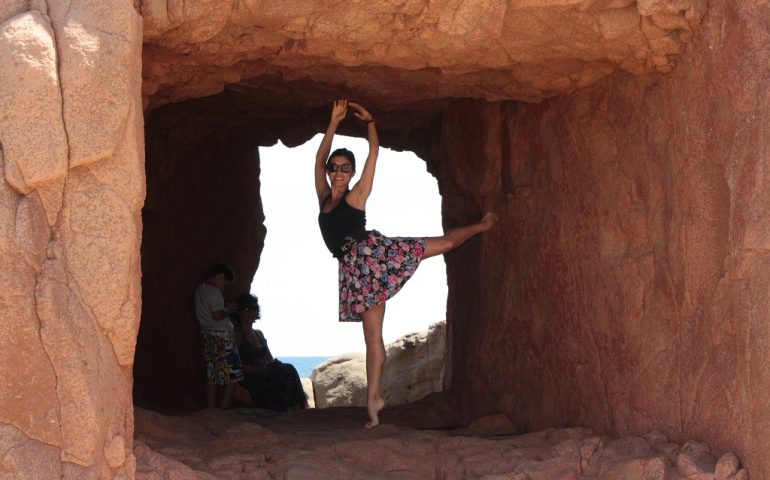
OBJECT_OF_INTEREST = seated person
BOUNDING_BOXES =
[231,293,308,412]
[195,264,243,409]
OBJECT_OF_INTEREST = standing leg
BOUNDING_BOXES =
[221,383,236,409]
[361,302,387,428]
[206,383,218,409]
[423,212,498,260]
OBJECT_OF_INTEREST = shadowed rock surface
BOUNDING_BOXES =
[311,322,446,408]
[133,395,747,479]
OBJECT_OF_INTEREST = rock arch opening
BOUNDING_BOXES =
[133,86,447,411]
[132,2,770,474]
[6,0,770,477]
[254,136,447,358]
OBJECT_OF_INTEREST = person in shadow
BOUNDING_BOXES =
[231,293,308,412]
[194,263,244,409]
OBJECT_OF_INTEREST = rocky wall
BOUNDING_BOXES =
[0,1,144,478]
[135,105,266,411]
[438,1,770,476]
[140,0,705,109]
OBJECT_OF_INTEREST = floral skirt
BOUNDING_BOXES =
[338,230,427,322]
[201,329,244,385]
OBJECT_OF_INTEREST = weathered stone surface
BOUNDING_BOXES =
[48,0,141,168]
[300,378,315,409]
[715,452,741,480]
[383,321,446,405]
[656,442,681,464]
[0,11,68,194]
[727,469,749,480]
[436,2,770,478]
[0,1,30,22]
[311,322,445,408]
[597,456,669,480]
[0,180,60,449]
[0,423,62,479]
[141,0,705,109]
[461,413,518,436]
[134,441,204,480]
[676,440,716,477]
[134,404,734,480]
[1,1,144,478]
[311,353,368,408]
[584,434,673,479]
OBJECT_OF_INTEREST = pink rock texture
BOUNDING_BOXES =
[133,398,741,480]
[435,1,770,477]
[140,0,705,109]
[2,0,769,478]
[0,1,143,477]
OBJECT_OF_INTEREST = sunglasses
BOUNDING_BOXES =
[326,163,353,173]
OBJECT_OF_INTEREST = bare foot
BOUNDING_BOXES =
[480,212,499,232]
[364,396,386,429]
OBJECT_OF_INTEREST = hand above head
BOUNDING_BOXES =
[349,102,374,123]
[331,99,348,124]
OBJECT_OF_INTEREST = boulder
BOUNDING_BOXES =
[382,321,446,405]
[300,378,315,409]
[311,353,368,408]
[675,440,717,477]
[311,322,445,408]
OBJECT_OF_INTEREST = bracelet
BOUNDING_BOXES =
[366,119,375,124]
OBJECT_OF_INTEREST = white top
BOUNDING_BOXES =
[194,283,233,332]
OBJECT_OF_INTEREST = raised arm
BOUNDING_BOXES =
[315,100,348,205]
[348,102,379,207]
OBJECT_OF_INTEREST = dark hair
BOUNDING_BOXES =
[233,293,260,319]
[205,263,235,283]
[327,148,356,171]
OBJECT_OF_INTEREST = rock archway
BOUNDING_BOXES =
[2,0,770,478]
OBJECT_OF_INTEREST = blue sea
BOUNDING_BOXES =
[279,356,332,378]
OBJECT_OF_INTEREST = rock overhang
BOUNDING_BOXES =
[141,0,706,122]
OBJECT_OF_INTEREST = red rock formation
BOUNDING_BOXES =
[437,2,770,477]
[132,400,749,479]
[140,0,705,108]
[1,1,143,477]
[4,0,770,477]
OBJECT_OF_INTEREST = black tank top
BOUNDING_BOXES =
[318,193,367,259]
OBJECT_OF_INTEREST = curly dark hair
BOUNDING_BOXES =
[233,293,260,319]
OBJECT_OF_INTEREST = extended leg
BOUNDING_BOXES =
[422,212,499,260]
[361,302,387,428]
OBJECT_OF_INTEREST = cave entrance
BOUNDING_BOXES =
[133,88,448,412]
[255,135,447,378]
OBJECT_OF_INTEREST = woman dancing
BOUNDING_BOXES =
[315,99,498,428]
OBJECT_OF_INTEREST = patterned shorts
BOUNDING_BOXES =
[201,329,244,385]
[338,230,427,322]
